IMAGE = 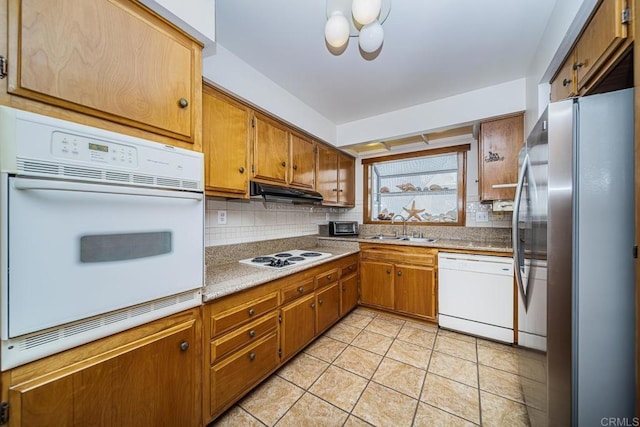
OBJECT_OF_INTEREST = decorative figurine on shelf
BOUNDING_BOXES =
[377,208,395,220]
[402,200,425,221]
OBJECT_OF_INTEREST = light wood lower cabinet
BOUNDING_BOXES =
[359,244,437,321]
[2,308,202,427]
[204,253,359,424]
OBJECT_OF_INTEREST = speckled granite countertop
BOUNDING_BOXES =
[203,242,360,302]
[318,236,513,254]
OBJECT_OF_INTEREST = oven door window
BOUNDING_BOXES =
[6,178,203,338]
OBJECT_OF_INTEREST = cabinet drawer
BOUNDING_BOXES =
[210,312,278,364]
[316,268,340,288]
[341,262,358,277]
[210,331,280,414]
[281,278,315,304]
[210,292,279,338]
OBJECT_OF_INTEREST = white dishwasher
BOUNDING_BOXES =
[438,252,514,343]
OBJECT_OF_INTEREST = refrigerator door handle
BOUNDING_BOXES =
[512,154,529,309]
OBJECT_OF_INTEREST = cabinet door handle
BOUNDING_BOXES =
[249,329,256,337]
[298,286,304,293]
[386,269,391,274]
[281,161,286,167]
[332,188,338,192]
[248,308,255,316]
[249,352,256,361]
[573,62,584,70]
[342,285,346,291]
[319,299,324,305]
[239,167,245,174]
[562,78,572,87]
[178,98,189,108]
[180,341,189,352]
[311,303,316,309]
[292,165,298,170]
[397,270,402,276]
[340,189,344,192]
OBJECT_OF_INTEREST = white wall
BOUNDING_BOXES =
[202,46,337,144]
[139,0,215,47]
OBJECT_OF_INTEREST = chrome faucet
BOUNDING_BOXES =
[391,214,408,237]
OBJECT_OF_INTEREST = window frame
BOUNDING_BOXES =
[362,145,469,226]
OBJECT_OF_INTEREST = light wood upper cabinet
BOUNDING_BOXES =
[7,0,202,147]
[252,112,290,185]
[478,114,523,202]
[289,132,316,189]
[574,0,630,92]
[202,85,250,198]
[4,308,201,426]
[550,0,632,101]
[316,144,356,207]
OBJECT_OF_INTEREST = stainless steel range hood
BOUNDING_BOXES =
[250,181,323,205]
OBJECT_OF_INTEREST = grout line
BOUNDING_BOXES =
[475,337,483,427]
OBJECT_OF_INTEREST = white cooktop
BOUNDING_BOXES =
[239,249,332,270]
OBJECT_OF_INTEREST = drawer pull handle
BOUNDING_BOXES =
[298,286,304,293]
[348,266,353,271]
[249,352,256,361]
[249,329,256,337]
[248,308,255,316]
[180,341,189,352]
[397,270,402,276]
[178,97,189,108]
[327,275,332,281]
[319,299,324,305]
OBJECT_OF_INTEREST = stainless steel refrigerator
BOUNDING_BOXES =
[513,88,636,426]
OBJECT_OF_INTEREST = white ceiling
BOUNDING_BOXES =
[215,0,558,125]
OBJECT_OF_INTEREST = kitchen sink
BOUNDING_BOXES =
[365,235,399,240]
[396,237,438,243]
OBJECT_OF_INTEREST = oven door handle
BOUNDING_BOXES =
[12,178,203,201]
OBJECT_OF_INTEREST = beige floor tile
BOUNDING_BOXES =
[429,351,478,387]
[344,415,374,426]
[478,345,519,374]
[276,352,329,389]
[420,373,480,424]
[438,328,478,343]
[333,345,383,379]
[404,319,439,333]
[374,313,406,325]
[413,402,478,427]
[372,358,426,398]
[520,376,547,411]
[212,405,263,427]
[397,325,436,349]
[324,322,362,343]
[477,338,517,353]
[351,330,394,355]
[352,382,418,427]
[352,307,378,318]
[341,312,374,329]
[434,336,477,362]
[275,392,348,427]
[478,365,524,403]
[386,339,432,370]
[304,336,348,363]
[309,365,368,412]
[365,317,404,337]
[239,376,304,426]
[480,391,531,427]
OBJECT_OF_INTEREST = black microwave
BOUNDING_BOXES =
[329,221,359,236]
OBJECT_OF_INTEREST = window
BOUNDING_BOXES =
[363,145,469,226]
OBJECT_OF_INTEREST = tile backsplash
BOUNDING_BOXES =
[205,195,510,247]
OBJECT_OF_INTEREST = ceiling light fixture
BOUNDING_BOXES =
[325,0,391,54]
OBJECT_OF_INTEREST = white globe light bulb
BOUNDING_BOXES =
[359,21,384,53]
[352,0,382,26]
[324,12,350,48]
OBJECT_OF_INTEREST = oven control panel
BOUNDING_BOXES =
[51,131,139,167]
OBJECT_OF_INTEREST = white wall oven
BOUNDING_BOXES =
[0,107,204,370]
